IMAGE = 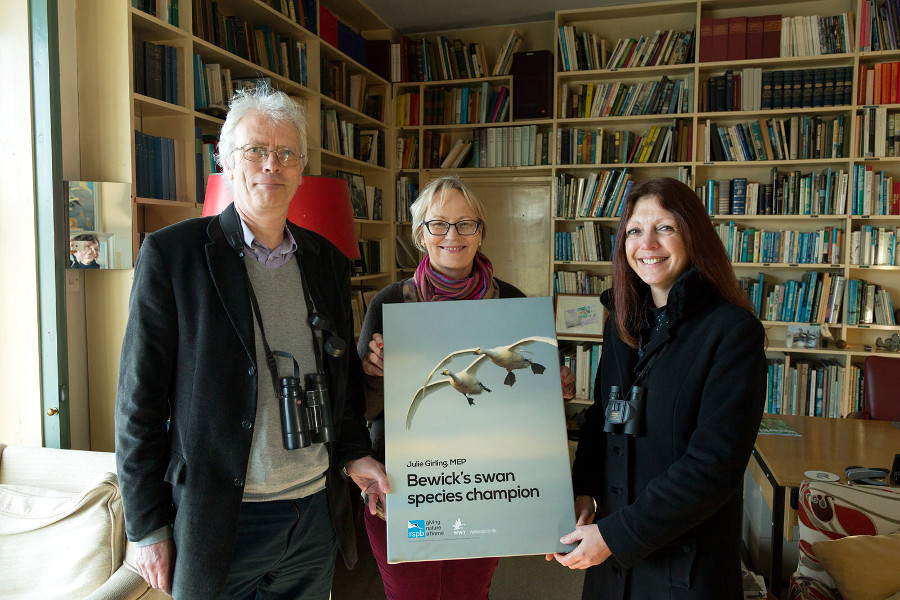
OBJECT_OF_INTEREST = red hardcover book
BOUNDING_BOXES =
[746,16,765,60]
[762,14,782,59]
[699,18,715,63]
[889,62,900,104]
[874,63,883,105]
[318,6,338,48]
[711,19,729,62]
[858,64,867,105]
[727,16,748,61]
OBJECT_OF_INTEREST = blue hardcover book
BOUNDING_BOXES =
[166,136,176,200]
[731,177,748,214]
[615,179,634,217]
[194,127,205,203]
[716,127,734,161]
[736,124,754,161]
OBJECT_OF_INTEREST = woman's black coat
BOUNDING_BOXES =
[572,269,766,599]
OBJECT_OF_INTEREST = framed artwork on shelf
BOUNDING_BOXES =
[336,170,368,219]
[555,294,604,339]
[66,180,101,232]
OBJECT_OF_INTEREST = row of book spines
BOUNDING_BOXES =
[554,226,616,262]
[470,127,548,169]
[765,358,847,418]
[133,39,179,105]
[702,169,849,217]
[132,0,179,27]
[395,177,418,222]
[553,272,611,296]
[558,122,691,166]
[354,239,382,276]
[394,86,509,127]
[756,272,846,324]
[601,28,695,71]
[320,65,382,117]
[554,170,632,219]
[560,344,601,401]
[846,280,897,325]
[557,27,608,72]
[701,67,852,112]
[857,61,900,105]
[191,1,308,82]
[193,0,314,39]
[862,0,900,51]
[320,110,384,166]
[135,130,177,201]
[699,15,780,63]
[849,227,898,266]
[394,31,518,83]
[716,225,844,265]
[193,56,229,110]
[397,136,419,170]
[855,109,900,160]
[703,116,847,163]
[560,76,691,119]
[430,36,491,81]
[779,13,854,57]
[420,126,547,170]
[850,164,900,216]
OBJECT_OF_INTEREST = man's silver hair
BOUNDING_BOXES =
[215,83,308,173]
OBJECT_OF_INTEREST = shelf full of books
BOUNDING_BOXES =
[546,0,900,419]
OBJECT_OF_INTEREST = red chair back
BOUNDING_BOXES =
[863,355,900,421]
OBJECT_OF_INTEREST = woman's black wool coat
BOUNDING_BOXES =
[572,268,766,600]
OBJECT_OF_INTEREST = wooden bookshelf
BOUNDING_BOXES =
[550,0,900,412]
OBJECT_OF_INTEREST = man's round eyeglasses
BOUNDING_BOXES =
[234,144,306,167]
[423,219,481,236]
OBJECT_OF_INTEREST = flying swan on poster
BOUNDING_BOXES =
[421,336,558,388]
[407,356,493,429]
[407,336,559,429]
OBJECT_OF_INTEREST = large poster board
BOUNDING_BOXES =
[383,296,575,563]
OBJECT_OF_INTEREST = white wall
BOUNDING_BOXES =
[0,0,43,447]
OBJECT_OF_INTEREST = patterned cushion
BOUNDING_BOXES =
[789,480,900,600]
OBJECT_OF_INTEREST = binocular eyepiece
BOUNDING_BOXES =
[280,371,336,449]
[603,385,646,436]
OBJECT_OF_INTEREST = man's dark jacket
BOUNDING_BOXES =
[115,203,372,599]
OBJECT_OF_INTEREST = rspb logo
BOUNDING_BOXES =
[407,520,425,539]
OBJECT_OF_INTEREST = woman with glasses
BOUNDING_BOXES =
[357,175,572,599]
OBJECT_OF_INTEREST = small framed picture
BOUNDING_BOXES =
[67,180,101,232]
[555,294,604,339]
[786,324,820,348]
[336,169,368,219]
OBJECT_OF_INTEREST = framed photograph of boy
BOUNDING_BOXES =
[336,170,368,219]
[555,294,604,338]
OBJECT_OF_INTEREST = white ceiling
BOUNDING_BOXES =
[363,0,651,34]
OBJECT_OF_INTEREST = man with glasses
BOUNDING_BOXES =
[116,84,388,600]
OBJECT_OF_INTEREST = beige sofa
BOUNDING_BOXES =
[0,443,170,600]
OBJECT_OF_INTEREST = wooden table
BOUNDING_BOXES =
[751,415,900,596]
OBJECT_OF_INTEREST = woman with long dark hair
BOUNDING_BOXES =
[551,177,766,599]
